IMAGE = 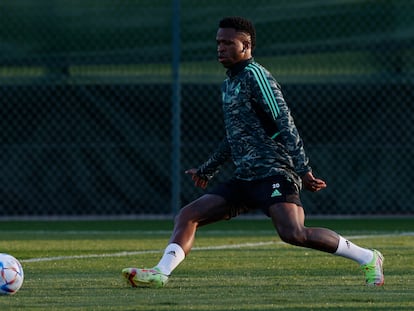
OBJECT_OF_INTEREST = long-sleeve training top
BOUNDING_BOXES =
[197,58,311,188]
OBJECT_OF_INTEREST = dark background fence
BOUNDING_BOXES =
[1,0,413,217]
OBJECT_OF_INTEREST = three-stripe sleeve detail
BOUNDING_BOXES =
[246,64,280,120]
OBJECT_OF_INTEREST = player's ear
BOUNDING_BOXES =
[243,41,251,52]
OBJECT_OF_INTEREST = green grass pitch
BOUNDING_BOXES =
[0,218,413,310]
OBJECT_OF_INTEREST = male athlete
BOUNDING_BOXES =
[122,16,384,288]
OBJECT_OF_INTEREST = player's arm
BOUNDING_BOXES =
[248,67,326,191]
[273,92,310,175]
[270,86,326,192]
[247,68,310,174]
[186,137,231,189]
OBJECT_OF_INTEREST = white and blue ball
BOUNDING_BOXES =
[0,253,24,295]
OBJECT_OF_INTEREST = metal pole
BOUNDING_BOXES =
[171,0,181,215]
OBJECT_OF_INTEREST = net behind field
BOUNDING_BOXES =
[0,0,413,216]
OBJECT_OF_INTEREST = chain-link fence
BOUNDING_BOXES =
[1,0,413,217]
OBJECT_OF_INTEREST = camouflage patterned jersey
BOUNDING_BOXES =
[197,58,311,187]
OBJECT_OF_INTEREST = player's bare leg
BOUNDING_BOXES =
[268,203,384,285]
[268,202,339,252]
[169,194,229,255]
[122,194,230,287]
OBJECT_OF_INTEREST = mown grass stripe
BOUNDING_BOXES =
[20,232,413,263]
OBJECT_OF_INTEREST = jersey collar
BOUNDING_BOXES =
[226,58,254,78]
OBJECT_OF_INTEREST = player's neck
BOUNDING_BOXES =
[226,58,254,77]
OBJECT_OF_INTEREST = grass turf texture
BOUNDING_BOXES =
[0,218,413,311]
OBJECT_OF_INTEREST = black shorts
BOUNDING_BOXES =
[207,175,302,217]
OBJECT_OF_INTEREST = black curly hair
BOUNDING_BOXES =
[218,16,256,51]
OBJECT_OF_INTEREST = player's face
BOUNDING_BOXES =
[216,28,250,68]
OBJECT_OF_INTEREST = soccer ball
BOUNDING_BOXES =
[0,253,24,295]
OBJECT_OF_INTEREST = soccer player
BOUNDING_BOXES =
[122,16,384,288]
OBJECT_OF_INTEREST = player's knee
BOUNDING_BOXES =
[174,207,190,224]
[278,227,307,246]
[174,204,199,225]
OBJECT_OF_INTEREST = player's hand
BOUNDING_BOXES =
[301,171,327,192]
[185,168,209,189]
